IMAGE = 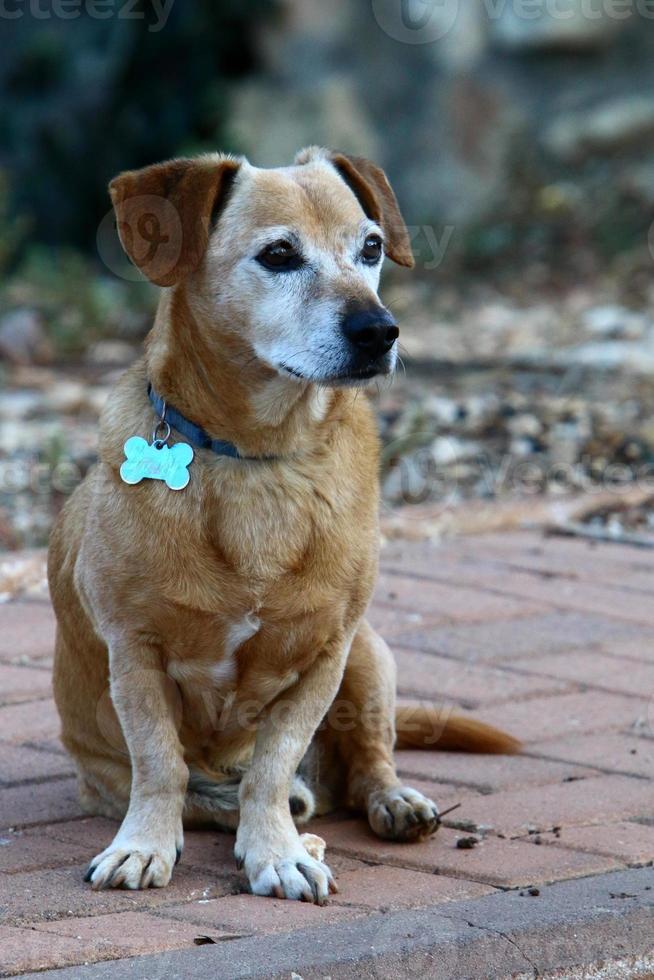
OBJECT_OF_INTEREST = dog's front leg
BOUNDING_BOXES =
[85,641,187,890]
[235,640,348,904]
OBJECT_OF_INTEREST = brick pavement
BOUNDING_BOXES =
[0,530,653,978]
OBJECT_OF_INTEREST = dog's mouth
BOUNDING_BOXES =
[278,362,391,386]
[337,366,382,382]
[279,363,307,380]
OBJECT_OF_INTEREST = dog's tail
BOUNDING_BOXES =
[184,767,316,828]
[395,705,520,754]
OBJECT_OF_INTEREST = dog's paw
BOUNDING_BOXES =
[368,786,439,842]
[235,830,337,905]
[84,833,182,890]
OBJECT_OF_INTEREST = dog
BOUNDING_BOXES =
[48,147,518,904]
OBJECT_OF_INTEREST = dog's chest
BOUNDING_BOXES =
[166,613,261,692]
[164,611,306,743]
[203,457,346,581]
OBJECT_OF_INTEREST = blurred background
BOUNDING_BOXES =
[2,0,654,556]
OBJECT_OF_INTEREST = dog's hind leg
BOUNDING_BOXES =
[320,619,440,842]
[74,757,131,822]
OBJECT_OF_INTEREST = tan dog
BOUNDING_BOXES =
[49,147,518,904]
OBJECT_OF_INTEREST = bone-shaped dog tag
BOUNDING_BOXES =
[120,436,194,491]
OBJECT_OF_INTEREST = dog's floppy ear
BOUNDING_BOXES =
[297,148,413,268]
[109,155,241,287]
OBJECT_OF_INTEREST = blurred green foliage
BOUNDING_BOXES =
[0,0,275,254]
[0,1,277,355]
[0,164,155,354]
[0,171,30,274]
[4,245,155,352]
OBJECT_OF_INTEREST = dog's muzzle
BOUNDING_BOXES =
[340,304,399,377]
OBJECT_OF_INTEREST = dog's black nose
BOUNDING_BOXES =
[341,306,399,358]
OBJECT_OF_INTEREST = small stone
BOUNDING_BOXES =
[0,309,53,365]
[507,414,543,439]
[0,391,43,420]
[544,96,654,162]
[582,306,649,340]
[424,395,461,426]
[85,340,137,365]
[491,0,623,52]
[510,436,538,459]
[430,437,481,466]
[456,836,479,850]
[454,820,480,833]
[45,382,88,414]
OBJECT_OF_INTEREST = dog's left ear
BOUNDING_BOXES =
[109,155,241,287]
[297,148,414,268]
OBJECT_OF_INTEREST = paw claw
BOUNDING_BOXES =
[239,836,335,905]
[369,786,440,843]
[297,863,321,904]
[86,838,177,890]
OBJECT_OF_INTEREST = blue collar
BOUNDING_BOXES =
[148,385,273,461]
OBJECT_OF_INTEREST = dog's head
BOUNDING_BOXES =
[109,148,413,387]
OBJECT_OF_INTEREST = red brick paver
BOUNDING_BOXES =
[528,732,654,778]
[0,698,61,745]
[1,531,653,977]
[395,748,596,791]
[0,864,235,927]
[327,865,494,909]
[509,649,654,698]
[157,893,359,936]
[0,666,52,707]
[0,603,56,667]
[314,819,623,888]
[0,926,86,977]
[0,778,83,830]
[0,828,90,875]
[31,911,217,957]
[394,646,570,705]
[475,690,649,743]
[0,744,73,785]
[393,610,652,662]
[428,773,654,837]
[541,820,654,865]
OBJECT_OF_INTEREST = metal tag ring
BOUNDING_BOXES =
[152,419,171,445]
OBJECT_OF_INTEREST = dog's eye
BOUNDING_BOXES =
[361,234,383,265]
[256,240,303,272]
